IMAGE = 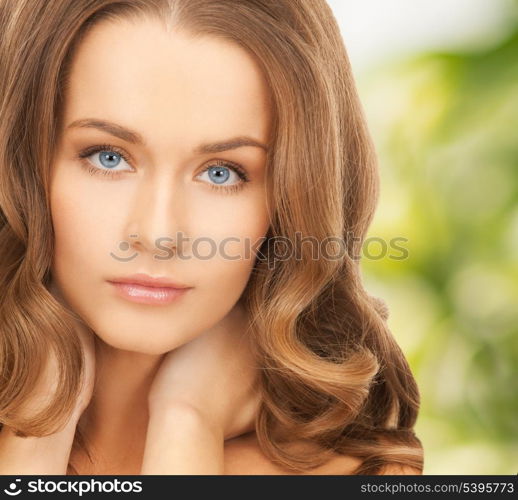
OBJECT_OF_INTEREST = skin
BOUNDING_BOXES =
[49,16,271,473]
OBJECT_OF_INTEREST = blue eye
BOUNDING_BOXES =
[208,166,230,184]
[197,162,250,194]
[98,151,122,169]
[77,144,133,177]
[203,165,235,185]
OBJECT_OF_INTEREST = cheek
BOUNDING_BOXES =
[187,189,269,276]
[181,188,269,315]
[51,178,93,267]
[49,171,117,296]
[188,184,270,249]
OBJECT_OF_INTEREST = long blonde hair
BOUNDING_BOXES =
[0,0,423,474]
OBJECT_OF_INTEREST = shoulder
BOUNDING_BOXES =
[224,432,422,475]
[223,432,362,475]
[378,464,422,475]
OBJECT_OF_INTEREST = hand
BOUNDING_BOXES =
[147,302,261,440]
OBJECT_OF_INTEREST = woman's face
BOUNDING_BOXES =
[50,17,272,354]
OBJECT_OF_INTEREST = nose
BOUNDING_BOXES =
[124,172,185,257]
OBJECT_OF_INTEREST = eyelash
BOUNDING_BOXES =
[76,143,250,194]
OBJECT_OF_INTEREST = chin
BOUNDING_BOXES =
[92,325,186,355]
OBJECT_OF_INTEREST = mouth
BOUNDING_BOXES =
[107,279,192,305]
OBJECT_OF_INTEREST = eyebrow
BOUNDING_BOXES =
[66,118,268,153]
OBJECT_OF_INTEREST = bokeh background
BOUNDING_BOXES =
[327,0,518,474]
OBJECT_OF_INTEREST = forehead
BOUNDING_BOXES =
[62,16,271,149]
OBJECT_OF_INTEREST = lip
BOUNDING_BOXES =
[107,273,191,289]
[106,273,192,305]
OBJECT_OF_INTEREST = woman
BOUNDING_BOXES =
[0,0,423,475]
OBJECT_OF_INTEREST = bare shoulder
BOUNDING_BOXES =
[223,432,363,475]
[224,432,422,476]
[378,464,422,475]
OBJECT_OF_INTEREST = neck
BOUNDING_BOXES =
[74,338,164,472]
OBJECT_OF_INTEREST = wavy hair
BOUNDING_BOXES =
[0,0,423,474]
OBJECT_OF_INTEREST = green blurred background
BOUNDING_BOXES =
[329,0,518,474]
